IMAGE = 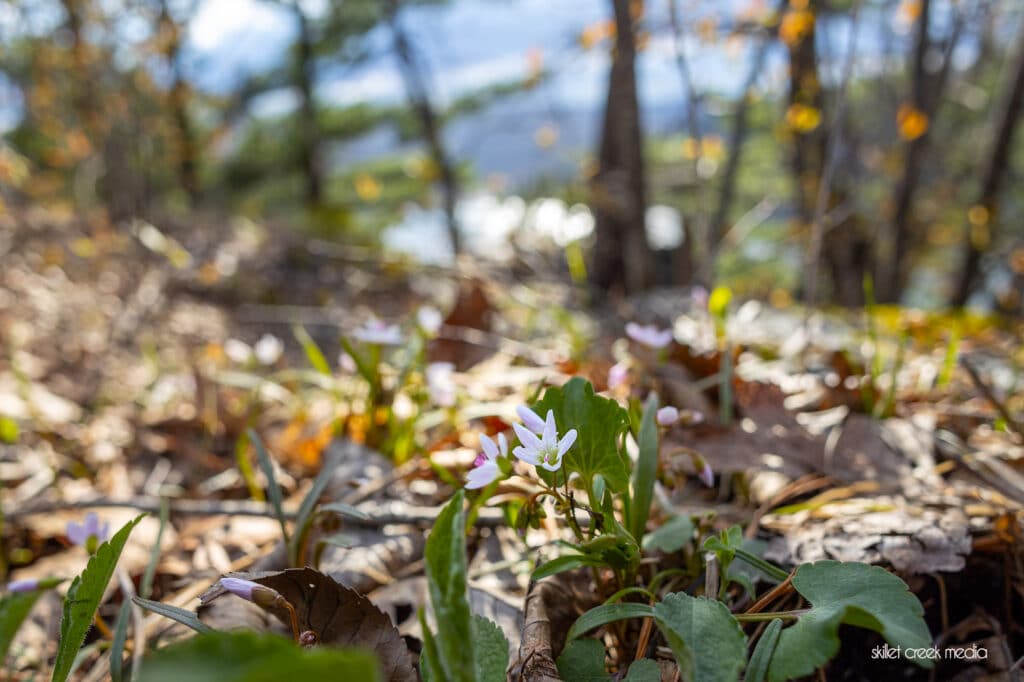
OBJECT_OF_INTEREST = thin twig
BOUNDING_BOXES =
[5,496,506,527]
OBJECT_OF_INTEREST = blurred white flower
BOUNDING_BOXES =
[417,306,443,335]
[353,319,403,346]
[254,334,283,365]
[625,323,673,349]
[426,362,456,407]
[224,338,253,364]
[656,406,679,426]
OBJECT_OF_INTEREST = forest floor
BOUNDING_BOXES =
[1,211,1022,681]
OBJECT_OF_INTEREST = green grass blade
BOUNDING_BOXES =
[248,428,289,545]
[132,597,213,634]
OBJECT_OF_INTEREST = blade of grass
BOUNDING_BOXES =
[292,325,331,376]
[140,498,169,600]
[248,429,289,544]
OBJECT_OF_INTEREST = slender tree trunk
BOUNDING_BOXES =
[590,0,653,295]
[952,21,1024,306]
[385,0,461,256]
[710,1,781,262]
[292,2,323,208]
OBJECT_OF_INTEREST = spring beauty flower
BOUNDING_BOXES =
[698,461,714,488]
[254,334,283,365]
[352,319,403,346]
[512,409,577,472]
[466,433,508,489]
[66,513,109,553]
[656,406,679,426]
[625,323,673,349]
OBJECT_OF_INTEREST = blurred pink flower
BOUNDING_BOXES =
[656,406,679,426]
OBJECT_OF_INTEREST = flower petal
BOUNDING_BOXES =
[513,422,542,451]
[497,432,508,457]
[538,456,563,472]
[557,429,577,456]
[513,445,540,466]
[479,434,499,460]
[516,405,546,433]
[466,461,499,489]
[542,410,557,444]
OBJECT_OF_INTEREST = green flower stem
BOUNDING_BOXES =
[735,610,805,623]
[734,548,790,582]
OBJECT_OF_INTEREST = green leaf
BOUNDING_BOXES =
[287,457,345,565]
[132,597,214,634]
[472,615,509,682]
[745,618,783,682]
[0,590,44,661]
[642,515,694,554]
[768,561,933,681]
[624,658,661,682]
[136,630,380,682]
[53,514,145,682]
[565,603,654,643]
[423,490,474,682]
[109,599,131,682]
[418,608,444,682]
[627,393,659,542]
[652,592,747,682]
[556,638,607,682]
[0,416,18,443]
[317,501,370,520]
[531,554,599,581]
[292,325,332,376]
[531,378,630,495]
[248,429,289,545]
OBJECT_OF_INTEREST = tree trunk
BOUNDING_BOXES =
[292,3,323,208]
[589,0,653,295]
[385,0,461,257]
[158,0,200,207]
[952,20,1024,306]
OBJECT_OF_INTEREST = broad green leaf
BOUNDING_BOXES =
[627,393,659,542]
[745,618,782,682]
[423,490,474,682]
[531,554,599,581]
[132,597,214,634]
[472,615,510,682]
[768,561,933,681]
[248,429,289,544]
[624,658,661,682]
[0,586,51,661]
[557,638,607,681]
[288,458,347,564]
[642,515,694,554]
[531,378,630,495]
[652,592,747,682]
[53,514,145,682]
[136,630,380,682]
[565,603,654,643]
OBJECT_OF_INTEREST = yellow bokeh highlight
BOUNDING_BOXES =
[786,103,821,132]
[780,9,814,46]
[897,104,929,140]
[354,174,381,201]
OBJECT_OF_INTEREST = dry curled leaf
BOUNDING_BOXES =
[201,567,416,682]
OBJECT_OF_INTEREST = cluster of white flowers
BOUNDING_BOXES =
[464,406,578,489]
